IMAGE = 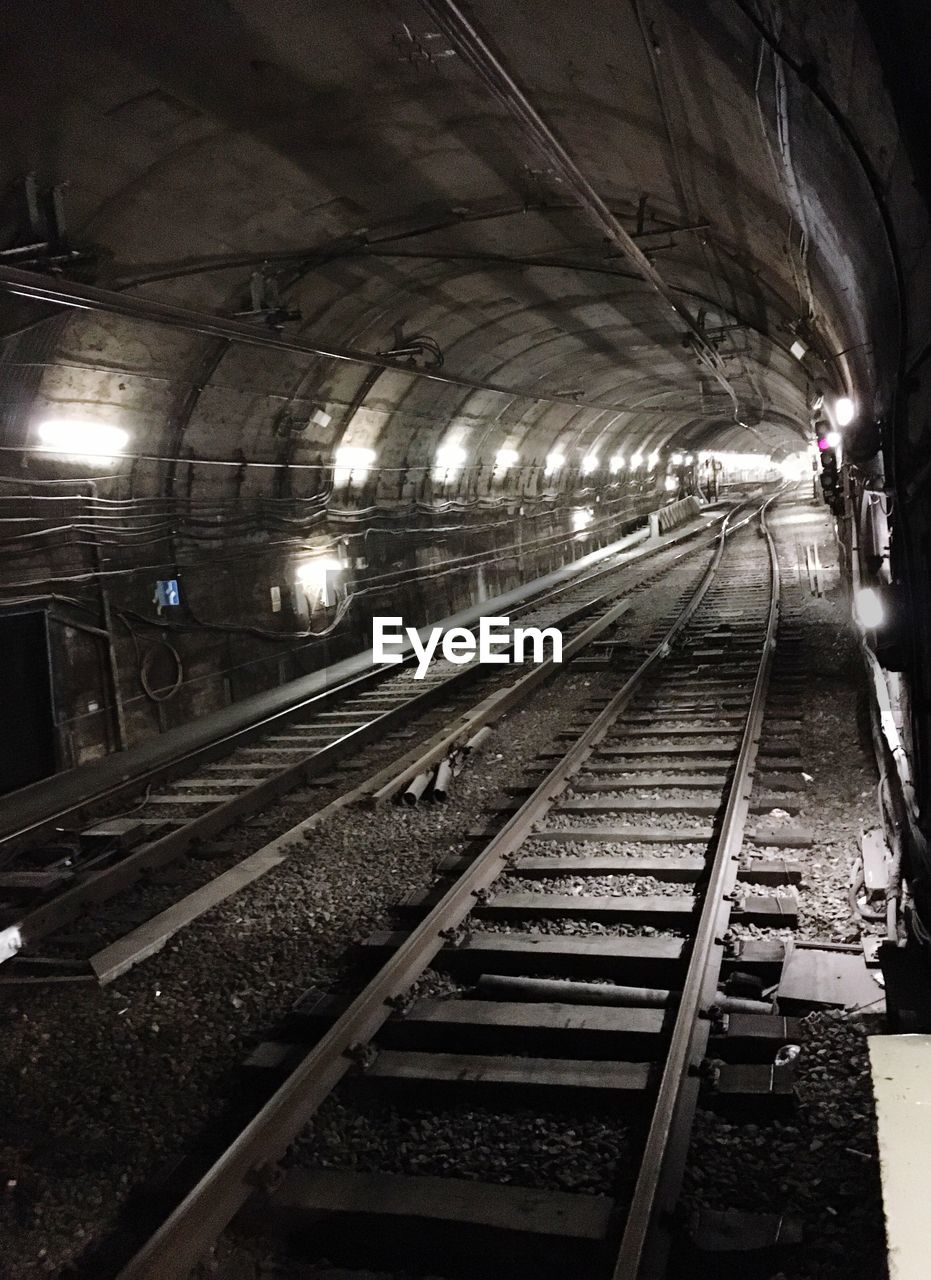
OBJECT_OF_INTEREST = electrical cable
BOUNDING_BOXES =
[138,637,184,703]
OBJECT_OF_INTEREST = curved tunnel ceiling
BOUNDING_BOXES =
[0,0,910,494]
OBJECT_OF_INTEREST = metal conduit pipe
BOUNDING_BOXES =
[476,973,773,1015]
[464,725,493,753]
[402,771,433,806]
[433,759,454,801]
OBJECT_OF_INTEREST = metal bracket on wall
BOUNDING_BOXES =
[0,173,97,272]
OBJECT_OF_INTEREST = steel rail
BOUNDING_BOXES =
[112,498,761,1280]
[612,491,782,1279]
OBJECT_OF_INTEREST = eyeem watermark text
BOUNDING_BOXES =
[374,616,562,679]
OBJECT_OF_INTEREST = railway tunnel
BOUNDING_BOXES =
[0,2,930,1278]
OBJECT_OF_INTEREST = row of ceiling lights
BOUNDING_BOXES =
[31,420,683,478]
[31,419,774,482]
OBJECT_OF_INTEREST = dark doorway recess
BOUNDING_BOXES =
[0,610,56,794]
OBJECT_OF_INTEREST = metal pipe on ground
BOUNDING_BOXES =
[402,771,433,806]
[433,759,453,802]
[464,725,493,753]
[476,973,772,1015]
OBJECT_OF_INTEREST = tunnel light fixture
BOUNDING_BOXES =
[671,452,684,465]
[296,556,342,583]
[609,453,625,474]
[853,586,884,630]
[36,417,129,463]
[630,452,644,469]
[822,431,841,449]
[545,451,565,476]
[684,453,694,464]
[434,442,467,480]
[572,507,594,532]
[648,451,660,469]
[296,555,344,605]
[664,475,678,492]
[333,445,376,486]
[790,339,807,361]
[834,395,856,427]
[581,452,599,475]
[495,447,519,471]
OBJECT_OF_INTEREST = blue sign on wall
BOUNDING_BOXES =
[156,579,180,607]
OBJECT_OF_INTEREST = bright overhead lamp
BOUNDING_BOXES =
[434,442,467,478]
[334,445,374,468]
[790,339,807,361]
[630,452,644,469]
[647,451,660,469]
[609,453,625,474]
[834,395,855,427]
[495,447,519,470]
[671,452,683,465]
[684,453,694,464]
[333,445,375,485]
[581,453,599,475]
[545,451,565,476]
[664,475,678,492]
[572,507,594,532]
[36,417,129,462]
[825,431,841,449]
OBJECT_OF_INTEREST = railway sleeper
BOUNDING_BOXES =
[551,796,801,815]
[257,1168,614,1278]
[360,930,786,985]
[377,998,669,1059]
[680,1207,804,1278]
[436,852,802,885]
[245,1004,801,1075]
[699,1061,798,1118]
[359,1049,652,1096]
[518,826,714,844]
[397,888,798,927]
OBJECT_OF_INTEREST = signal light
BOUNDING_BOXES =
[817,445,843,515]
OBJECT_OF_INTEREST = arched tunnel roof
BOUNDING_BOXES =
[0,0,914,491]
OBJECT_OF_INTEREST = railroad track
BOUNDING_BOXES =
[101,491,803,1280]
[0,505,741,971]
